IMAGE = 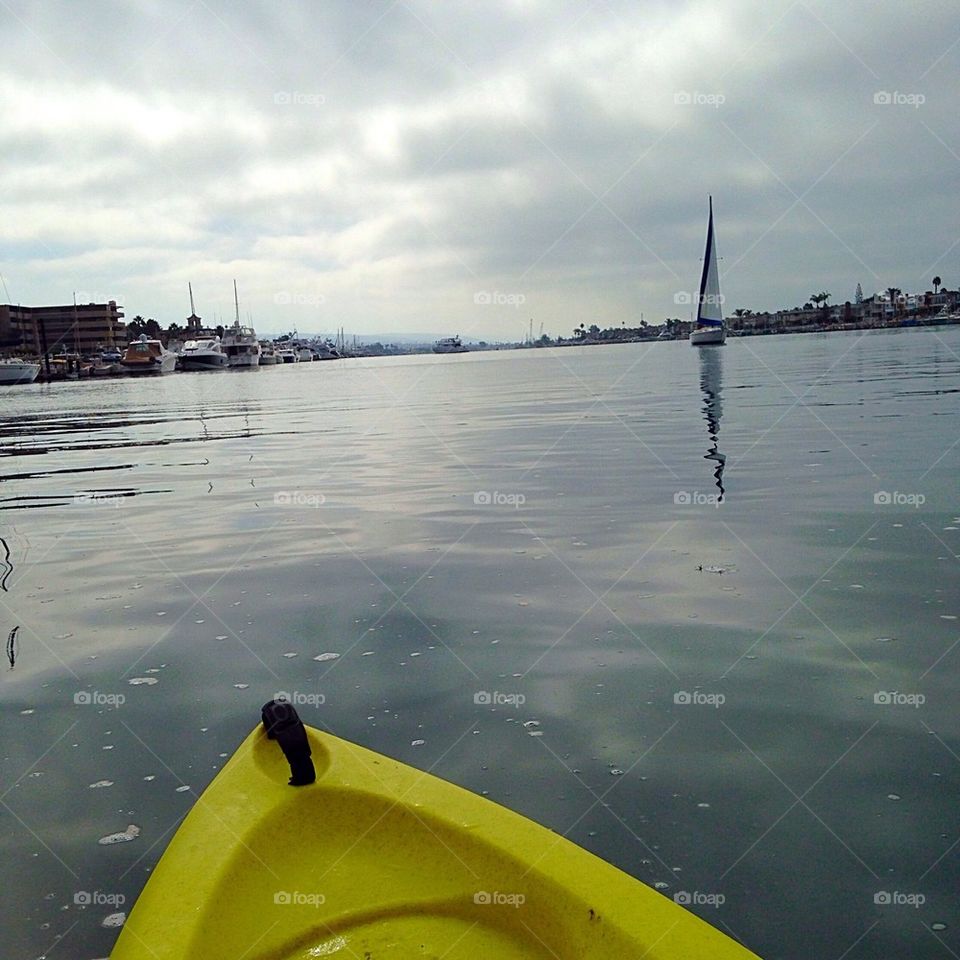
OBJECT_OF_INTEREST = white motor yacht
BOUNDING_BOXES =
[222,281,261,367]
[120,335,178,374]
[433,336,468,354]
[179,337,229,371]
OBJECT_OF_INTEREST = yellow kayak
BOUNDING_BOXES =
[111,702,760,959]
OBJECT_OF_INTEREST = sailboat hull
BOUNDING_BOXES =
[690,326,725,345]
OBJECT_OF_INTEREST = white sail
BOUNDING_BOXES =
[697,197,723,327]
[690,196,725,345]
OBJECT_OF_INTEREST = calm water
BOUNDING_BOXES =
[2,330,959,959]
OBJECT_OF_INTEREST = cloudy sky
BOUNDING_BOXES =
[2,0,958,340]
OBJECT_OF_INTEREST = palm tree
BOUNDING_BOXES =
[810,292,831,309]
[126,315,146,339]
[933,276,942,294]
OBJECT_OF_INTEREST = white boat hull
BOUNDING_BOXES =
[228,354,260,368]
[123,353,178,374]
[690,326,725,346]
[0,362,41,385]
[180,354,229,371]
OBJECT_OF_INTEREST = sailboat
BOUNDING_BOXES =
[690,196,725,346]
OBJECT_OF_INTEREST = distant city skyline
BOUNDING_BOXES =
[3,1,958,340]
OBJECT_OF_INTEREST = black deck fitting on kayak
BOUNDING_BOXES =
[261,699,316,786]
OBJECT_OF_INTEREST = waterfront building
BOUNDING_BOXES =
[0,301,125,354]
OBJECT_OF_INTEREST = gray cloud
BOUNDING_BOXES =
[1,0,958,337]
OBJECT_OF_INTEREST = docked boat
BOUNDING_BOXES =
[179,337,228,371]
[120,335,178,374]
[297,346,313,362]
[278,347,299,363]
[690,196,726,346]
[109,702,760,960]
[259,343,280,365]
[222,281,261,367]
[433,335,468,354]
[313,340,340,360]
[0,358,41,385]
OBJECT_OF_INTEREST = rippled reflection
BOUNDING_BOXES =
[699,347,725,501]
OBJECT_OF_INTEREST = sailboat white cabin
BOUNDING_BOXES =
[690,196,725,346]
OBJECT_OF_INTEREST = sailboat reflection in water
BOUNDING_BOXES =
[699,348,725,502]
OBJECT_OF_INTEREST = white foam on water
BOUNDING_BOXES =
[98,824,140,845]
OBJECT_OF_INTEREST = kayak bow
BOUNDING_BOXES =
[110,704,760,959]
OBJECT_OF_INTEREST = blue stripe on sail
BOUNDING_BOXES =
[696,318,723,327]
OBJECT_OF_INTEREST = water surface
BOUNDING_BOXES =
[2,329,959,959]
